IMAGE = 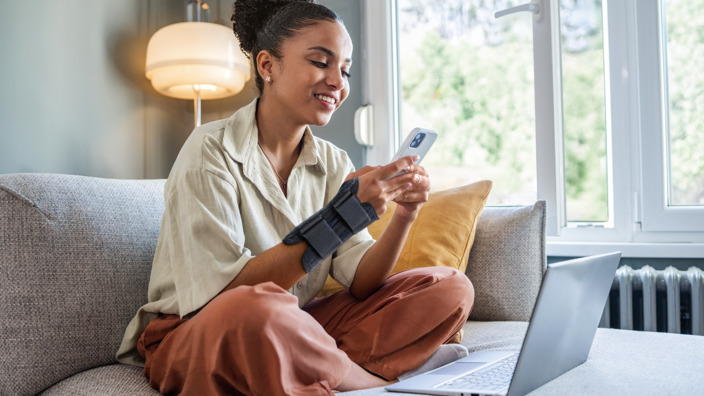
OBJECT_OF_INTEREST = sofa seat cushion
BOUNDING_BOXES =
[460,320,528,352]
[39,364,157,395]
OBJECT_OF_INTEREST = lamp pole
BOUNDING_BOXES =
[188,1,209,127]
[193,85,202,127]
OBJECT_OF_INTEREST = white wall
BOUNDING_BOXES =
[312,0,365,167]
[0,0,363,179]
[0,0,251,179]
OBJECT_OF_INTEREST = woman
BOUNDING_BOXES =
[116,0,474,394]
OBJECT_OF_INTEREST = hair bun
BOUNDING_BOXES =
[232,0,313,56]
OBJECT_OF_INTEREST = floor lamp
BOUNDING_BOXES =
[145,1,250,127]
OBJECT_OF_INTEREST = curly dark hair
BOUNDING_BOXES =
[231,0,342,93]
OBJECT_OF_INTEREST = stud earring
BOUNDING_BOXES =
[265,76,271,83]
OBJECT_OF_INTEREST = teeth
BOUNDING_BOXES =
[315,94,336,105]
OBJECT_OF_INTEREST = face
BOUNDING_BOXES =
[260,20,353,127]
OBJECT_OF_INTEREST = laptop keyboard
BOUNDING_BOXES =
[438,353,519,392]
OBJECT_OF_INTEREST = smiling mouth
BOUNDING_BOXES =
[314,94,337,105]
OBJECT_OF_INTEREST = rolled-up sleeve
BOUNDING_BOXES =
[328,230,375,289]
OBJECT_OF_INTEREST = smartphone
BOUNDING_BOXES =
[387,127,437,179]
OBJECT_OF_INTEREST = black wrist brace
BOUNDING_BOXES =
[283,178,378,273]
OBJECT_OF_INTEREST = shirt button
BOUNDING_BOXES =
[296,282,303,289]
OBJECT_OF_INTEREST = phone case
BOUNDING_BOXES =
[391,127,438,163]
[387,127,437,179]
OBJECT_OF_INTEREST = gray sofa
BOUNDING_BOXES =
[1,173,703,396]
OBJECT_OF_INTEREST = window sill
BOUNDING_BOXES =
[546,240,704,258]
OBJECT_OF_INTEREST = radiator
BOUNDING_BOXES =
[600,265,704,335]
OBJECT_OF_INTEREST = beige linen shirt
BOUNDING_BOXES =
[116,99,375,366]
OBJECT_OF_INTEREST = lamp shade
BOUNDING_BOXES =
[145,22,250,100]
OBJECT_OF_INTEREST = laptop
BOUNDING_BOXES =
[386,252,621,396]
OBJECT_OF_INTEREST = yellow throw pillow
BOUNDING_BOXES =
[317,180,492,297]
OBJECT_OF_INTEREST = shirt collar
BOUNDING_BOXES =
[297,126,325,174]
[222,98,326,176]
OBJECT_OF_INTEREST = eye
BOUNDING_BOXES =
[310,59,351,79]
[310,60,327,68]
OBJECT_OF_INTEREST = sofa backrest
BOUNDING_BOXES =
[466,202,546,322]
[0,174,165,396]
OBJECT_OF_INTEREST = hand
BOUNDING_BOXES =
[346,156,425,217]
[391,163,430,221]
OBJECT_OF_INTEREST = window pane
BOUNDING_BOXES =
[559,0,609,222]
[664,0,704,206]
[396,0,536,206]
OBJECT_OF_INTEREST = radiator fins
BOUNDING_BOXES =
[600,265,704,335]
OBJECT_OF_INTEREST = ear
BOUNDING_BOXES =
[256,50,275,81]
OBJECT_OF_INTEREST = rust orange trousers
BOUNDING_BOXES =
[137,267,474,395]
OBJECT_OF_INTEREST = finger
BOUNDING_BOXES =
[398,177,429,195]
[383,164,429,190]
[410,172,431,191]
[376,156,419,180]
[385,173,418,191]
[356,165,381,176]
[405,164,428,177]
[390,178,429,206]
[387,170,430,192]
[395,190,429,204]
[346,166,380,181]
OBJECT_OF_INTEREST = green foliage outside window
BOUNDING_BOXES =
[666,0,704,205]
[398,0,704,221]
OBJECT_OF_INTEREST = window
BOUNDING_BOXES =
[559,0,609,223]
[639,0,704,234]
[396,0,537,206]
[362,0,704,256]
[662,0,704,207]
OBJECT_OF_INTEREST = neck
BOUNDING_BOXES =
[255,97,304,194]
[256,96,306,157]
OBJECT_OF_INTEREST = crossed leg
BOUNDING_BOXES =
[137,267,474,395]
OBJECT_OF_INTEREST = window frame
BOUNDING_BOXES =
[361,0,704,258]
[360,0,399,166]
[636,0,704,233]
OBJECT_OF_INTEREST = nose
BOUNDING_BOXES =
[325,69,346,92]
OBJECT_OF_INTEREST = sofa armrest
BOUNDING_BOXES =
[466,201,546,322]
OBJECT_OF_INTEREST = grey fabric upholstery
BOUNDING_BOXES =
[0,174,164,396]
[467,202,546,321]
[39,364,157,396]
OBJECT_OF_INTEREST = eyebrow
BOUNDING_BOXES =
[308,46,352,64]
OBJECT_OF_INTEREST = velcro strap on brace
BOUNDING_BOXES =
[298,216,342,259]
[283,178,378,273]
[333,190,373,233]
